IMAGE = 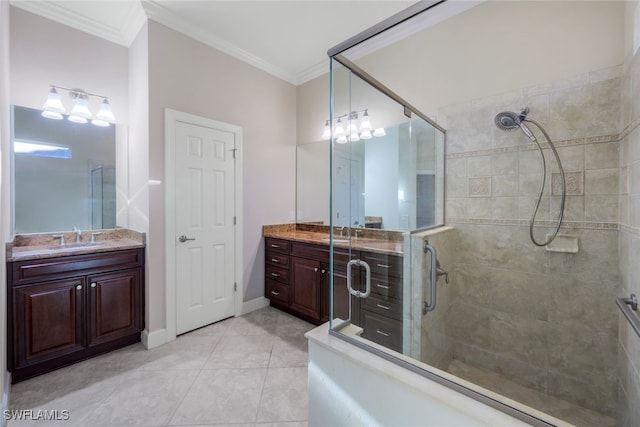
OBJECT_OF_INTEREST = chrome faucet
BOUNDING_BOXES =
[339,226,345,238]
[73,227,82,243]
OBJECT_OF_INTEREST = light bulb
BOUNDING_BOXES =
[42,87,65,114]
[96,98,115,122]
[347,122,358,134]
[68,115,88,124]
[373,128,386,137]
[335,118,345,136]
[91,119,110,127]
[360,110,372,131]
[322,120,331,139]
[41,110,63,120]
[70,94,92,119]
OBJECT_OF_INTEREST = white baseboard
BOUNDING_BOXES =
[241,297,270,315]
[1,371,10,427]
[141,328,167,349]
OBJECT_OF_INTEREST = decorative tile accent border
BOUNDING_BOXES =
[446,133,620,160]
[468,177,491,197]
[620,114,640,140]
[552,171,583,196]
[620,223,640,238]
[447,217,619,231]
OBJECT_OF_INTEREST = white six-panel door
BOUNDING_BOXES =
[174,120,236,335]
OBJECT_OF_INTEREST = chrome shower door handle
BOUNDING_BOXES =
[178,235,196,243]
[423,242,438,314]
[346,259,371,298]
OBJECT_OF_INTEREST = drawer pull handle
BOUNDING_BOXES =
[376,303,390,310]
[314,268,318,272]
[377,264,391,269]
[376,284,390,290]
[76,285,82,291]
[270,244,280,248]
[376,329,391,337]
[271,273,280,277]
[271,258,280,263]
[321,269,326,274]
[271,290,280,296]
[91,282,97,288]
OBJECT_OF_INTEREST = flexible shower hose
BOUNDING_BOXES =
[524,119,566,247]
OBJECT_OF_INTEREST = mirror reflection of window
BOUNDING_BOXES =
[11,105,116,233]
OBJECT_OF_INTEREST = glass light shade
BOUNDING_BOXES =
[322,120,331,139]
[91,119,110,127]
[336,135,348,144]
[42,88,65,113]
[70,96,92,119]
[334,119,345,136]
[360,130,372,140]
[41,110,63,120]
[373,128,386,137]
[96,99,116,122]
[349,133,360,142]
[360,111,372,131]
[68,115,88,124]
[347,122,358,133]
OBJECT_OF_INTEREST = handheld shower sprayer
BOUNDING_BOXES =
[493,107,566,247]
[494,108,537,142]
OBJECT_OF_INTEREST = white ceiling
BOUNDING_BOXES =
[10,0,420,85]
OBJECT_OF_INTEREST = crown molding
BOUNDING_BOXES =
[141,0,298,85]
[296,59,330,85]
[9,0,146,47]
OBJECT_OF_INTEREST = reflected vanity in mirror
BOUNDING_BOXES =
[11,105,116,233]
[296,118,444,232]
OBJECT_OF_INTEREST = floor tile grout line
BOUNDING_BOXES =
[163,367,209,427]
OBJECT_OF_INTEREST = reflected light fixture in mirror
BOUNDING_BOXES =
[322,109,385,143]
[42,85,116,127]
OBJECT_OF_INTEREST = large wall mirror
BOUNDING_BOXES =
[11,105,116,233]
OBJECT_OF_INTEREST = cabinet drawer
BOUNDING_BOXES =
[370,274,402,300]
[266,252,289,269]
[362,294,402,320]
[361,252,403,278]
[265,238,290,254]
[265,278,289,305]
[290,242,355,266]
[361,310,402,352]
[11,249,144,285]
[266,265,289,284]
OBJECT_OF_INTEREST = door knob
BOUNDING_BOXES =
[178,235,196,243]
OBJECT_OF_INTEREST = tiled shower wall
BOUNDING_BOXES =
[438,66,622,416]
[618,14,640,425]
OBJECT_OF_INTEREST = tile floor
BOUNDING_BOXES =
[448,359,618,427]
[8,306,315,427]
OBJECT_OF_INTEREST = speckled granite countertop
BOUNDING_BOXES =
[7,229,146,262]
[263,223,404,255]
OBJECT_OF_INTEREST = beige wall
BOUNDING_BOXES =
[145,21,296,331]
[618,2,640,424]
[297,1,626,139]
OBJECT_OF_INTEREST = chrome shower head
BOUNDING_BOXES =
[494,109,537,142]
[494,111,521,131]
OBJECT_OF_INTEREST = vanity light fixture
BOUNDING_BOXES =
[322,109,385,143]
[41,85,116,126]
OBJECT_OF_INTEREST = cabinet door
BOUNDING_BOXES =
[87,268,143,347]
[321,264,357,324]
[12,278,85,368]
[290,257,322,322]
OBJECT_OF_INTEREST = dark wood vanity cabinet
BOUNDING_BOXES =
[264,236,402,351]
[7,248,145,382]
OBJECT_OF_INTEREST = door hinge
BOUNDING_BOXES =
[233,216,237,225]
[230,148,238,159]
[234,282,237,292]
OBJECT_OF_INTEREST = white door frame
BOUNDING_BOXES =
[164,108,243,342]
